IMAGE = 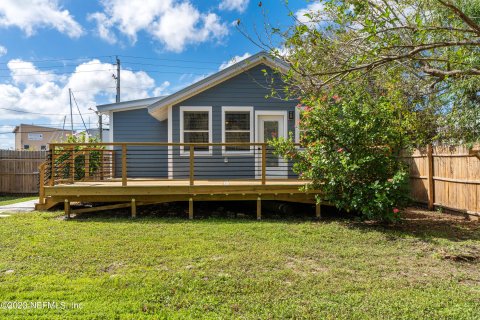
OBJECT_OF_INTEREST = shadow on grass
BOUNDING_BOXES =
[344,207,480,242]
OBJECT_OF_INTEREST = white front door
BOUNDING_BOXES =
[256,113,288,178]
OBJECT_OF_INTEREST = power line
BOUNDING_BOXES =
[118,55,223,65]
[0,107,97,116]
[70,90,88,131]
[0,55,115,65]
[0,62,109,71]
[0,69,114,78]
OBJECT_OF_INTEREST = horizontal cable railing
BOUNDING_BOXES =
[44,142,298,186]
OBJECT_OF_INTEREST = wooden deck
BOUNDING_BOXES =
[36,142,322,219]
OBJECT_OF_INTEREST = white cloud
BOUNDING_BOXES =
[0,45,6,57]
[0,59,159,124]
[219,52,252,70]
[152,81,170,96]
[89,0,228,52]
[87,12,117,44]
[219,0,249,13]
[295,2,326,26]
[0,0,83,38]
[7,59,57,85]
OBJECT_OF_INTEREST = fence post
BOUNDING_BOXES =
[50,146,55,186]
[122,144,127,187]
[261,144,266,185]
[189,145,194,186]
[427,144,435,210]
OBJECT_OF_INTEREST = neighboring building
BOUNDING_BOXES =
[13,124,72,151]
[96,51,297,179]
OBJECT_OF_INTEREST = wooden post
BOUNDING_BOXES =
[85,151,90,179]
[427,144,435,210]
[189,198,194,219]
[257,197,262,220]
[64,199,70,219]
[38,163,45,205]
[111,150,116,178]
[70,147,75,184]
[316,201,321,219]
[189,145,194,186]
[99,150,104,180]
[122,144,127,187]
[50,146,55,186]
[261,144,266,185]
[131,198,136,218]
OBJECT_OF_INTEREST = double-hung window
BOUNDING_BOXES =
[222,107,253,154]
[180,106,212,155]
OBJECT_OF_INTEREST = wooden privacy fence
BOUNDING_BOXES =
[405,145,480,217]
[0,150,47,194]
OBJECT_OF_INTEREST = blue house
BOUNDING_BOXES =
[96,52,300,180]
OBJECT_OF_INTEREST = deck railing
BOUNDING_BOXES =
[41,142,295,187]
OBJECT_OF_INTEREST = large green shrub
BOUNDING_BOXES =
[272,84,412,221]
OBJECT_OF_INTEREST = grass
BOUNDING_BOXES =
[0,196,37,206]
[0,208,478,319]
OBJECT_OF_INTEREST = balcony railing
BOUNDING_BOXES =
[41,142,296,187]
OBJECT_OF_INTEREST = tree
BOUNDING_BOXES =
[240,0,480,220]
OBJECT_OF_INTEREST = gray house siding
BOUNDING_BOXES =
[111,64,297,179]
[171,64,297,179]
[113,108,168,178]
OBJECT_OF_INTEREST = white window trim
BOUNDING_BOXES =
[179,106,212,156]
[254,110,288,143]
[221,106,254,156]
[295,107,300,143]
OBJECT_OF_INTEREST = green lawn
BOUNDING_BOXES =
[0,209,478,319]
[0,196,37,206]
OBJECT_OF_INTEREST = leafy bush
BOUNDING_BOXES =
[54,133,104,181]
[272,85,412,221]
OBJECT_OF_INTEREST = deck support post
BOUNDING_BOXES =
[189,198,194,220]
[64,199,70,219]
[50,146,55,186]
[189,146,194,186]
[122,144,127,187]
[131,198,136,218]
[316,201,321,219]
[261,144,266,185]
[257,197,262,220]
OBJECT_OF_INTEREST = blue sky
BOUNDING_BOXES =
[0,0,314,149]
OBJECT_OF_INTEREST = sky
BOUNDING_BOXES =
[0,0,317,149]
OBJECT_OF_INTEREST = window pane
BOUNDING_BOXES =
[263,121,279,141]
[184,132,209,151]
[225,132,250,151]
[184,111,208,130]
[225,112,250,130]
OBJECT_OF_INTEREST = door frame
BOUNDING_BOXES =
[254,110,288,179]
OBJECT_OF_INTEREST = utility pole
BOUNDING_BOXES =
[68,88,74,134]
[115,56,121,103]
